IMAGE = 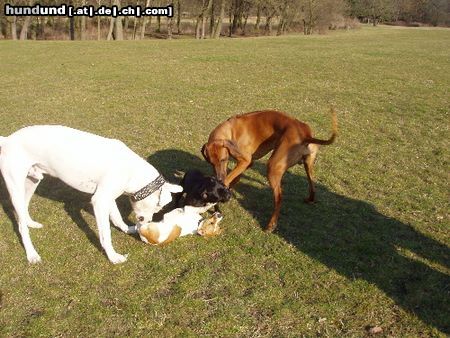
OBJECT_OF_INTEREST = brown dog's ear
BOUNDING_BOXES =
[201,143,208,161]
[224,140,243,159]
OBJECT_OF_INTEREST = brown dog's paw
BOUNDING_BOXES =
[265,224,276,233]
[303,198,316,204]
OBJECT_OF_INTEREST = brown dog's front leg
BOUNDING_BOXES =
[224,158,251,187]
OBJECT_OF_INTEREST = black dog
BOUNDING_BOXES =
[175,170,231,208]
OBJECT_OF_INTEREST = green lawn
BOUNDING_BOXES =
[0,25,449,336]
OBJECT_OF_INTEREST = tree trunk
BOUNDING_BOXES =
[133,16,138,39]
[242,14,248,35]
[167,18,173,39]
[140,0,151,39]
[156,16,161,33]
[213,0,225,38]
[80,0,86,40]
[80,16,86,40]
[176,0,181,34]
[201,14,207,38]
[306,0,313,34]
[115,17,124,40]
[255,4,261,35]
[37,16,45,39]
[204,0,213,38]
[69,0,75,39]
[11,16,18,40]
[107,17,115,40]
[231,0,239,34]
[195,17,201,39]
[167,1,173,39]
[97,16,101,40]
[19,16,31,40]
[123,16,129,38]
[277,3,288,36]
[0,16,5,39]
[209,0,215,38]
[114,0,124,40]
[97,0,101,40]
[197,0,204,38]
[196,0,213,39]
[264,12,274,35]
[132,0,138,40]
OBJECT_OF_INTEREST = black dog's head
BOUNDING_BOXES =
[177,170,232,207]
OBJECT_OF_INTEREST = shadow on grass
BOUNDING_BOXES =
[0,175,135,256]
[148,149,450,334]
[0,148,448,333]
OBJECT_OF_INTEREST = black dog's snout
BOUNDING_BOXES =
[179,169,232,207]
[223,187,232,201]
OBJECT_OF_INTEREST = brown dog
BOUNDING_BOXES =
[201,108,337,232]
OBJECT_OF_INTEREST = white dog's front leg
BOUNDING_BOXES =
[91,194,128,264]
[110,201,136,234]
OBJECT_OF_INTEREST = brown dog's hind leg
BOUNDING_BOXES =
[303,151,317,203]
[265,146,292,232]
[266,164,284,233]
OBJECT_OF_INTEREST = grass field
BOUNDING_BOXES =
[0,25,449,336]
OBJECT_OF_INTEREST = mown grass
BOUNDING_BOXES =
[0,25,449,336]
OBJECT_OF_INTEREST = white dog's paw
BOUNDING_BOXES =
[126,225,137,234]
[28,221,44,229]
[27,252,42,264]
[109,253,128,264]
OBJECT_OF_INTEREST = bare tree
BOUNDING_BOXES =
[80,0,87,40]
[213,0,226,38]
[107,17,115,39]
[97,0,102,40]
[140,0,151,39]
[167,0,174,38]
[19,16,31,39]
[255,1,262,34]
[196,0,213,39]
[12,17,18,40]
[176,0,182,34]
[114,0,124,39]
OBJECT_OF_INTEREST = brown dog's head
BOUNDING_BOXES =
[201,140,241,184]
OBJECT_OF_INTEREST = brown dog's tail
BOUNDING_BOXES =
[304,107,337,145]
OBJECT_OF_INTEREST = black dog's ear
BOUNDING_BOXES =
[201,143,208,161]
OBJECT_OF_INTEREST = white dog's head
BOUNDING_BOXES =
[131,182,182,224]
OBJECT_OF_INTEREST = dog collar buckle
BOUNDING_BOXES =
[131,174,165,202]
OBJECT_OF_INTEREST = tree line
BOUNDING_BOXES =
[0,0,449,40]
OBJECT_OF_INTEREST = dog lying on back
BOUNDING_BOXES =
[137,205,223,245]
[175,169,231,208]
[138,170,229,246]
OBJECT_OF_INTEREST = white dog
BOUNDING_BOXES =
[137,205,223,245]
[0,125,182,264]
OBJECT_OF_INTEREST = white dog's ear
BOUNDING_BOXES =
[165,183,183,193]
